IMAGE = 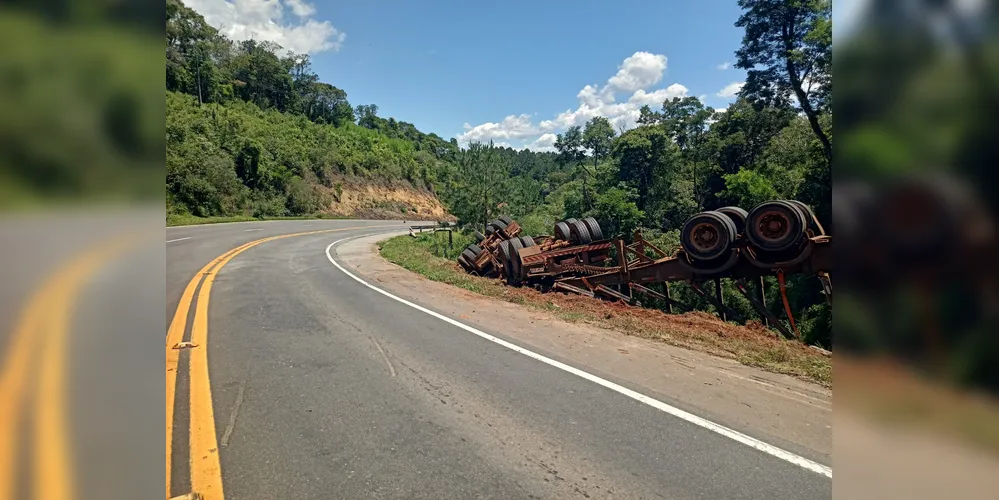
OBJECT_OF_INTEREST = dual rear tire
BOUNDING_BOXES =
[745,200,808,253]
[682,200,818,263]
[554,217,603,244]
[681,211,738,262]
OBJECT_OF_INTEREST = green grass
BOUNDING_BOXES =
[379,233,832,386]
[166,213,349,227]
[379,231,504,296]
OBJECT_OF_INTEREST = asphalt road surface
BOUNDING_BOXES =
[166,219,832,500]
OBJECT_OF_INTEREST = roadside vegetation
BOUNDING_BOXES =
[381,231,831,386]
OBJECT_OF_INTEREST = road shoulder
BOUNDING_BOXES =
[335,232,832,462]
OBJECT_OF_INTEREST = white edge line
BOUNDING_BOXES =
[324,235,832,478]
[166,237,191,243]
[244,229,263,232]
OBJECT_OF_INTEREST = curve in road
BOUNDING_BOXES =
[167,220,832,500]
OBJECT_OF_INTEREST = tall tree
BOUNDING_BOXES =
[613,125,685,225]
[582,116,615,167]
[555,125,591,208]
[735,0,832,163]
[702,97,795,206]
[637,105,663,126]
[166,0,229,104]
[660,97,713,152]
[660,97,715,206]
[229,40,296,111]
[554,125,586,165]
[582,116,616,211]
[450,141,512,229]
[355,104,380,129]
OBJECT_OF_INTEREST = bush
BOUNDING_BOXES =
[590,186,645,238]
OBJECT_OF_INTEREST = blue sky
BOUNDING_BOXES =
[187,0,752,150]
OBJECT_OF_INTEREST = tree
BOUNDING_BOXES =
[583,116,615,167]
[701,97,795,206]
[717,167,780,209]
[661,97,714,152]
[613,125,684,224]
[660,97,715,207]
[229,40,296,111]
[449,141,512,229]
[735,0,832,163]
[355,104,380,129]
[554,125,586,165]
[637,105,663,126]
[555,125,591,208]
[166,0,230,104]
[591,186,645,238]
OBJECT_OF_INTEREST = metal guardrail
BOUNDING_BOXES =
[408,222,454,245]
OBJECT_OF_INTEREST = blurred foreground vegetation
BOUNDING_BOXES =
[0,8,163,207]
[832,0,999,394]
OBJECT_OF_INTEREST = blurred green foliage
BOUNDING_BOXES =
[835,1,999,391]
[0,8,163,206]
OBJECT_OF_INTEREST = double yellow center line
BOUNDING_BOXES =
[0,234,148,500]
[166,225,389,500]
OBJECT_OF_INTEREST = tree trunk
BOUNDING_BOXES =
[786,57,831,165]
[196,64,203,105]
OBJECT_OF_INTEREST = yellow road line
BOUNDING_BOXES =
[166,240,258,498]
[0,234,146,500]
[168,225,395,500]
[0,277,48,500]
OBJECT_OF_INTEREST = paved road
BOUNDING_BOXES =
[166,220,832,500]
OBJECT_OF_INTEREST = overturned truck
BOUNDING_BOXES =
[456,201,831,340]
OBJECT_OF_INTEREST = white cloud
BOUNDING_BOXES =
[186,0,346,54]
[607,52,668,92]
[284,0,315,17]
[716,62,732,70]
[717,81,745,98]
[525,133,558,153]
[630,84,690,107]
[457,51,692,149]
[458,114,539,143]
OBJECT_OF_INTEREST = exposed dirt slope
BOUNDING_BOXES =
[320,177,454,221]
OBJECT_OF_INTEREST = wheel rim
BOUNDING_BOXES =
[688,222,722,255]
[755,210,791,244]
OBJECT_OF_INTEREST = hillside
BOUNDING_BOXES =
[166,91,453,220]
